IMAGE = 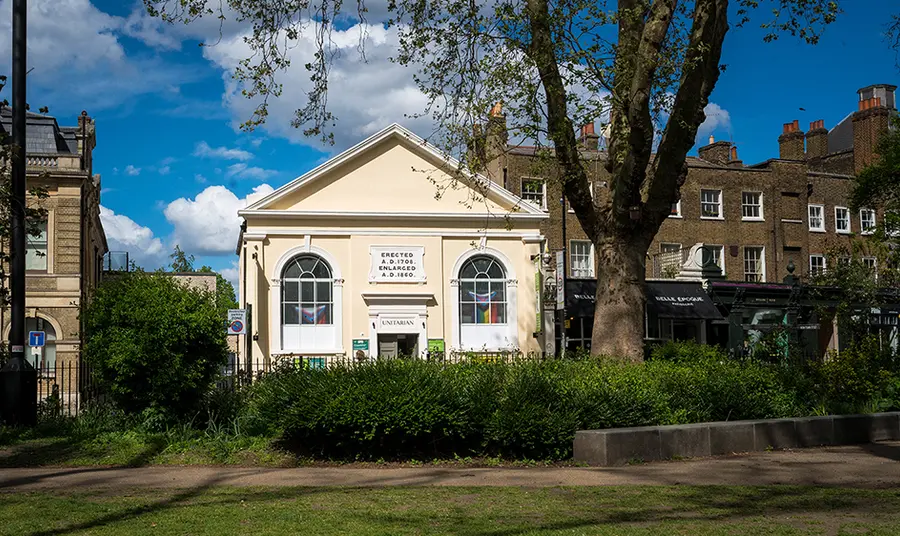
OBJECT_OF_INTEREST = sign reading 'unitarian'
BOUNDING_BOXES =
[369,245,426,283]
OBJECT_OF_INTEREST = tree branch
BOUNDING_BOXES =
[643,0,728,240]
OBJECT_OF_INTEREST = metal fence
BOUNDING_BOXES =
[33,360,103,417]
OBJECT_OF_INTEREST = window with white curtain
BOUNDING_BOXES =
[744,247,765,282]
[808,204,825,232]
[742,192,763,220]
[835,207,850,233]
[569,240,594,278]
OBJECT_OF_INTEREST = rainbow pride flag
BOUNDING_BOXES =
[301,305,329,324]
[467,291,500,324]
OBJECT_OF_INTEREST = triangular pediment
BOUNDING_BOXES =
[243,124,545,219]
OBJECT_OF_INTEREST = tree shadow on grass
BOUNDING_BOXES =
[0,435,168,469]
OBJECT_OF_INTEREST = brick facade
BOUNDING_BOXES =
[488,84,895,285]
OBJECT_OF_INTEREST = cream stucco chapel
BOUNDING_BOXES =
[237,124,548,364]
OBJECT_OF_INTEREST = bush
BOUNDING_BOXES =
[810,338,900,414]
[247,357,807,461]
[82,271,228,419]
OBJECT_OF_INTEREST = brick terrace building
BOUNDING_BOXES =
[480,84,895,350]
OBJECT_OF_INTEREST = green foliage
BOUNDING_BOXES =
[82,271,229,419]
[199,265,239,318]
[248,357,807,460]
[809,338,900,414]
[649,340,725,362]
[169,244,195,272]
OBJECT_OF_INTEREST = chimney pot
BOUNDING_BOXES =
[583,123,595,135]
[730,146,737,161]
[792,119,799,131]
[490,102,503,117]
[709,135,715,144]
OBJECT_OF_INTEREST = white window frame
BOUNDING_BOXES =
[743,246,766,282]
[700,189,723,220]
[25,219,48,272]
[741,191,764,221]
[659,243,683,277]
[569,240,595,279]
[450,248,518,352]
[707,244,725,276]
[669,200,682,218]
[520,177,547,211]
[809,254,827,276]
[808,204,825,232]
[860,208,876,235]
[834,206,850,234]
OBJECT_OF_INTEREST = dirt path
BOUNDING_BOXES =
[1,442,899,491]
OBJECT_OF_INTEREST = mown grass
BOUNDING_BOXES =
[2,486,900,535]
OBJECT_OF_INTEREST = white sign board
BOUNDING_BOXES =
[378,316,419,332]
[555,250,565,310]
[369,246,426,283]
[227,309,247,335]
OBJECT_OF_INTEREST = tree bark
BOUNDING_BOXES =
[590,237,648,361]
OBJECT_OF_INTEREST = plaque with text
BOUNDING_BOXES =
[369,245,426,283]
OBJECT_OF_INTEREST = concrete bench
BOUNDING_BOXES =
[573,412,900,466]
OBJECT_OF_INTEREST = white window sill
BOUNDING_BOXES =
[836,229,851,235]
[809,228,826,233]
[668,215,683,219]
[275,348,345,355]
[569,275,596,280]
[861,231,875,236]
[781,219,803,224]
[742,217,764,222]
[700,216,724,221]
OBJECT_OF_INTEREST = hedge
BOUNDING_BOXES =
[246,354,808,460]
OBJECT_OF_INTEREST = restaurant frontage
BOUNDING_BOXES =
[559,269,899,359]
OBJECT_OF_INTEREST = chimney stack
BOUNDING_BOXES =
[698,138,732,165]
[482,101,508,182]
[579,123,600,151]
[778,120,805,160]
[728,145,743,168]
[805,119,828,159]
[853,84,896,173]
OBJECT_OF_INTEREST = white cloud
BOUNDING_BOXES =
[159,166,171,175]
[99,205,167,269]
[193,141,255,161]
[0,0,198,112]
[224,163,279,181]
[697,102,732,141]
[195,174,208,184]
[125,165,141,176]
[203,23,432,149]
[219,260,240,297]
[164,184,275,255]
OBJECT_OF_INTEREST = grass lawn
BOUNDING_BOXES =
[3,486,900,535]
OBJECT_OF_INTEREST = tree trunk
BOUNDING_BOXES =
[591,238,648,361]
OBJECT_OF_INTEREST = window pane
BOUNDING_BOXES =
[312,259,332,278]
[460,281,476,302]
[461,303,476,324]
[283,261,301,279]
[301,281,315,302]
[283,304,300,325]
[490,281,505,302]
[491,303,506,324]
[460,262,477,279]
[283,281,299,302]
[298,257,317,273]
[316,281,331,303]
[25,245,47,271]
[486,260,504,278]
[475,280,489,297]
[318,304,332,325]
[473,257,491,274]
[301,303,319,325]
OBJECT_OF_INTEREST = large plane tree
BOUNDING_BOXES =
[146,0,839,360]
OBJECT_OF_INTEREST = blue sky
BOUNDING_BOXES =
[0,1,897,288]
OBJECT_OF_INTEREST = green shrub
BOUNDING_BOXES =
[248,357,807,461]
[810,338,900,414]
[649,340,726,362]
[82,271,229,419]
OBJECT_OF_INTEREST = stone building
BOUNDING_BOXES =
[0,108,107,374]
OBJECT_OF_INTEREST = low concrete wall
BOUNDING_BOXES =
[573,412,900,466]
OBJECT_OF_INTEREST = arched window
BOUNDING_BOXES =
[25,317,56,374]
[459,255,507,325]
[281,254,334,350]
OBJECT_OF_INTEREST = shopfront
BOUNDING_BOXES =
[236,124,548,364]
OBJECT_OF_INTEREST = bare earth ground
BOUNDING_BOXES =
[2,441,899,491]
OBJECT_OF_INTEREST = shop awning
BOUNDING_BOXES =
[646,281,723,320]
[565,280,722,321]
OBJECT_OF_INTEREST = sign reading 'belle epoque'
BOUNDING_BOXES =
[369,246,426,282]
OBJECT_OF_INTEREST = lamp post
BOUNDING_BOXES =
[0,0,37,427]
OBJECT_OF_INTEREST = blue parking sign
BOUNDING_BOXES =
[28,331,45,347]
